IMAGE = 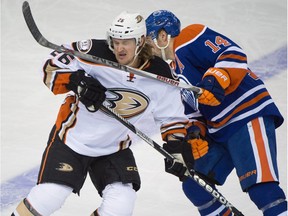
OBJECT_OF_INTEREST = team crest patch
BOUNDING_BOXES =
[135,15,143,23]
[104,88,150,119]
[55,162,73,172]
[76,39,92,53]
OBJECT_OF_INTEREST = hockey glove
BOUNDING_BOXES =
[186,124,209,160]
[197,68,230,106]
[163,140,194,181]
[66,70,107,112]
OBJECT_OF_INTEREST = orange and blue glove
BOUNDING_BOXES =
[186,123,209,160]
[197,67,230,106]
[187,138,209,160]
[162,122,210,181]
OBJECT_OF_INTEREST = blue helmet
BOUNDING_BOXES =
[145,10,181,40]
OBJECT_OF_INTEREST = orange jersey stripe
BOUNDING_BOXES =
[161,128,187,140]
[251,118,274,182]
[55,95,79,143]
[207,91,270,128]
[38,129,57,183]
[38,96,78,182]
[42,59,71,94]
[161,121,188,140]
[218,53,247,62]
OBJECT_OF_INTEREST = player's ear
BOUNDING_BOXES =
[158,29,169,43]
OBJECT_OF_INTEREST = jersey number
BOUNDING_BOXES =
[50,50,75,65]
[205,36,231,53]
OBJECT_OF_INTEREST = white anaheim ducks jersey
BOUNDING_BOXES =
[41,39,188,157]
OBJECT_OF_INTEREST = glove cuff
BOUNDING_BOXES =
[203,67,230,89]
[66,70,86,93]
[187,121,206,137]
[163,140,182,154]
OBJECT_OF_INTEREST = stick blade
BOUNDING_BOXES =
[22,1,49,47]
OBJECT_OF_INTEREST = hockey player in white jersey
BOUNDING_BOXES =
[11,11,193,216]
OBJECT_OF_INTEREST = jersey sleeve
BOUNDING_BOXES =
[40,42,88,95]
[174,24,250,94]
[142,56,188,141]
[152,85,188,141]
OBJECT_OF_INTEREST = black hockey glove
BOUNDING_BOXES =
[163,140,194,182]
[66,70,107,112]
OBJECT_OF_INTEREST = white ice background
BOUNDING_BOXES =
[1,0,287,215]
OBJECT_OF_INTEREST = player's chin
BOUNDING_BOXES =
[116,57,132,66]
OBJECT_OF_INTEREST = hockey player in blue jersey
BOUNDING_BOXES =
[146,10,287,216]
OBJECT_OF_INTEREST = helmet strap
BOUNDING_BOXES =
[153,35,171,61]
[127,38,145,67]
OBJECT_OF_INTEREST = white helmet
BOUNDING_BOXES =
[107,11,146,51]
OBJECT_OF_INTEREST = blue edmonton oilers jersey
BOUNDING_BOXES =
[173,24,283,142]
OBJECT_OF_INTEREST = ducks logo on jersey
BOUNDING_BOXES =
[104,88,150,119]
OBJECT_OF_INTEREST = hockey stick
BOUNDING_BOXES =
[22,2,242,215]
[100,103,243,216]
[21,1,201,96]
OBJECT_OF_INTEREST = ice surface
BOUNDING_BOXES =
[1,0,287,215]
